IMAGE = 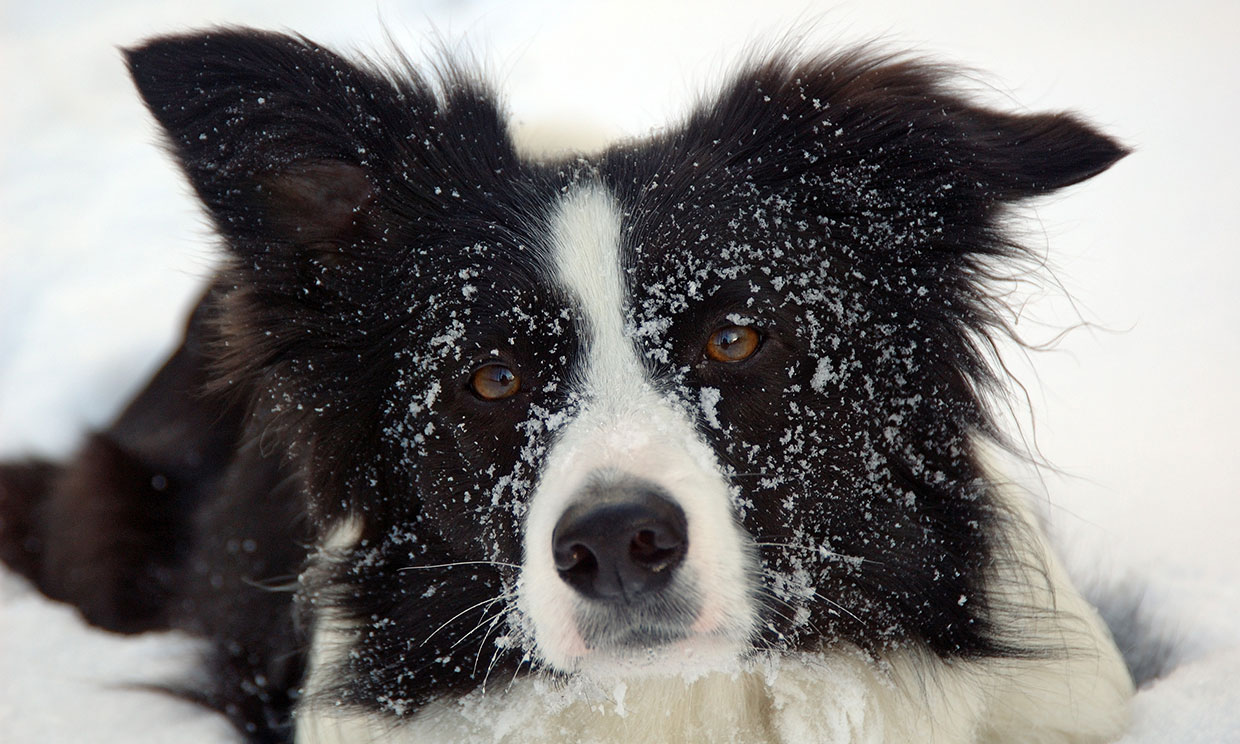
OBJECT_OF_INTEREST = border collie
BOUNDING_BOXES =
[0,28,1134,744]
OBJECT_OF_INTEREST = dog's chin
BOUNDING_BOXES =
[560,630,749,680]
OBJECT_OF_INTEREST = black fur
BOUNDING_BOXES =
[0,29,1129,741]
[599,52,1126,660]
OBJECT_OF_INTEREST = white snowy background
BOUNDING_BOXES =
[1,0,1237,741]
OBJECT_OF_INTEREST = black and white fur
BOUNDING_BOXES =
[0,29,1134,743]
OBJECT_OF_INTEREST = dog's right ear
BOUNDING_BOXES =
[124,29,387,253]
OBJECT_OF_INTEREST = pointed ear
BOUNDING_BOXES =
[959,108,1128,197]
[124,29,378,250]
[681,52,1126,211]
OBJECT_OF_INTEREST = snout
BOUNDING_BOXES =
[518,427,758,670]
[552,487,687,601]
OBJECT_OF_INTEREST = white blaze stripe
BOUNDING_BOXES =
[517,182,757,674]
[548,184,633,387]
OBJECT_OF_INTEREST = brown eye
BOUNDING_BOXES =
[470,363,520,400]
[705,325,760,363]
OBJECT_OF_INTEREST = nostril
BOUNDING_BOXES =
[555,542,598,575]
[630,527,683,572]
[551,487,688,601]
[631,529,658,556]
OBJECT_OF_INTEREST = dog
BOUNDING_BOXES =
[0,28,1135,743]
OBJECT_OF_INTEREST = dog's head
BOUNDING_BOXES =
[126,29,1125,715]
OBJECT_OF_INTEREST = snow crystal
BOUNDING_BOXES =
[809,356,836,392]
[699,386,722,429]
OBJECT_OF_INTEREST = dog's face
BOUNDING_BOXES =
[127,31,1124,716]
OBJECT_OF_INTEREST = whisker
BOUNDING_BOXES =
[241,575,300,592]
[752,584,827,636]
[753,540,886,567]
[506,651,533,692]
[472,612,504,678]
[757,567,869,628]
[475,611,514,687]
[480,639,509,692]
[420,592,512,647]
[399,560,521,572]
[754,586,804,618]
[801,589,868,628]
[449,603,510,651]
[752,590,812,636]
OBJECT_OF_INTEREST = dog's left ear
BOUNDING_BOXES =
[948,107,1127,198]
[681,53,1127,209]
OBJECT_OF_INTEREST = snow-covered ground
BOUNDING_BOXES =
[1,1,1237,741]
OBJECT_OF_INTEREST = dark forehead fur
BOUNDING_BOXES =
[123,28,1125,732]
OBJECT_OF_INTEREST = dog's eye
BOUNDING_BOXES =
[470,363,521,400]
[705,325,760,363]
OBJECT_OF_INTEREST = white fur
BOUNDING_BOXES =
[299,517,365,738]
[516,183,757,673]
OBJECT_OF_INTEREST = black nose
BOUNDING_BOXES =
[552,489,688,601]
